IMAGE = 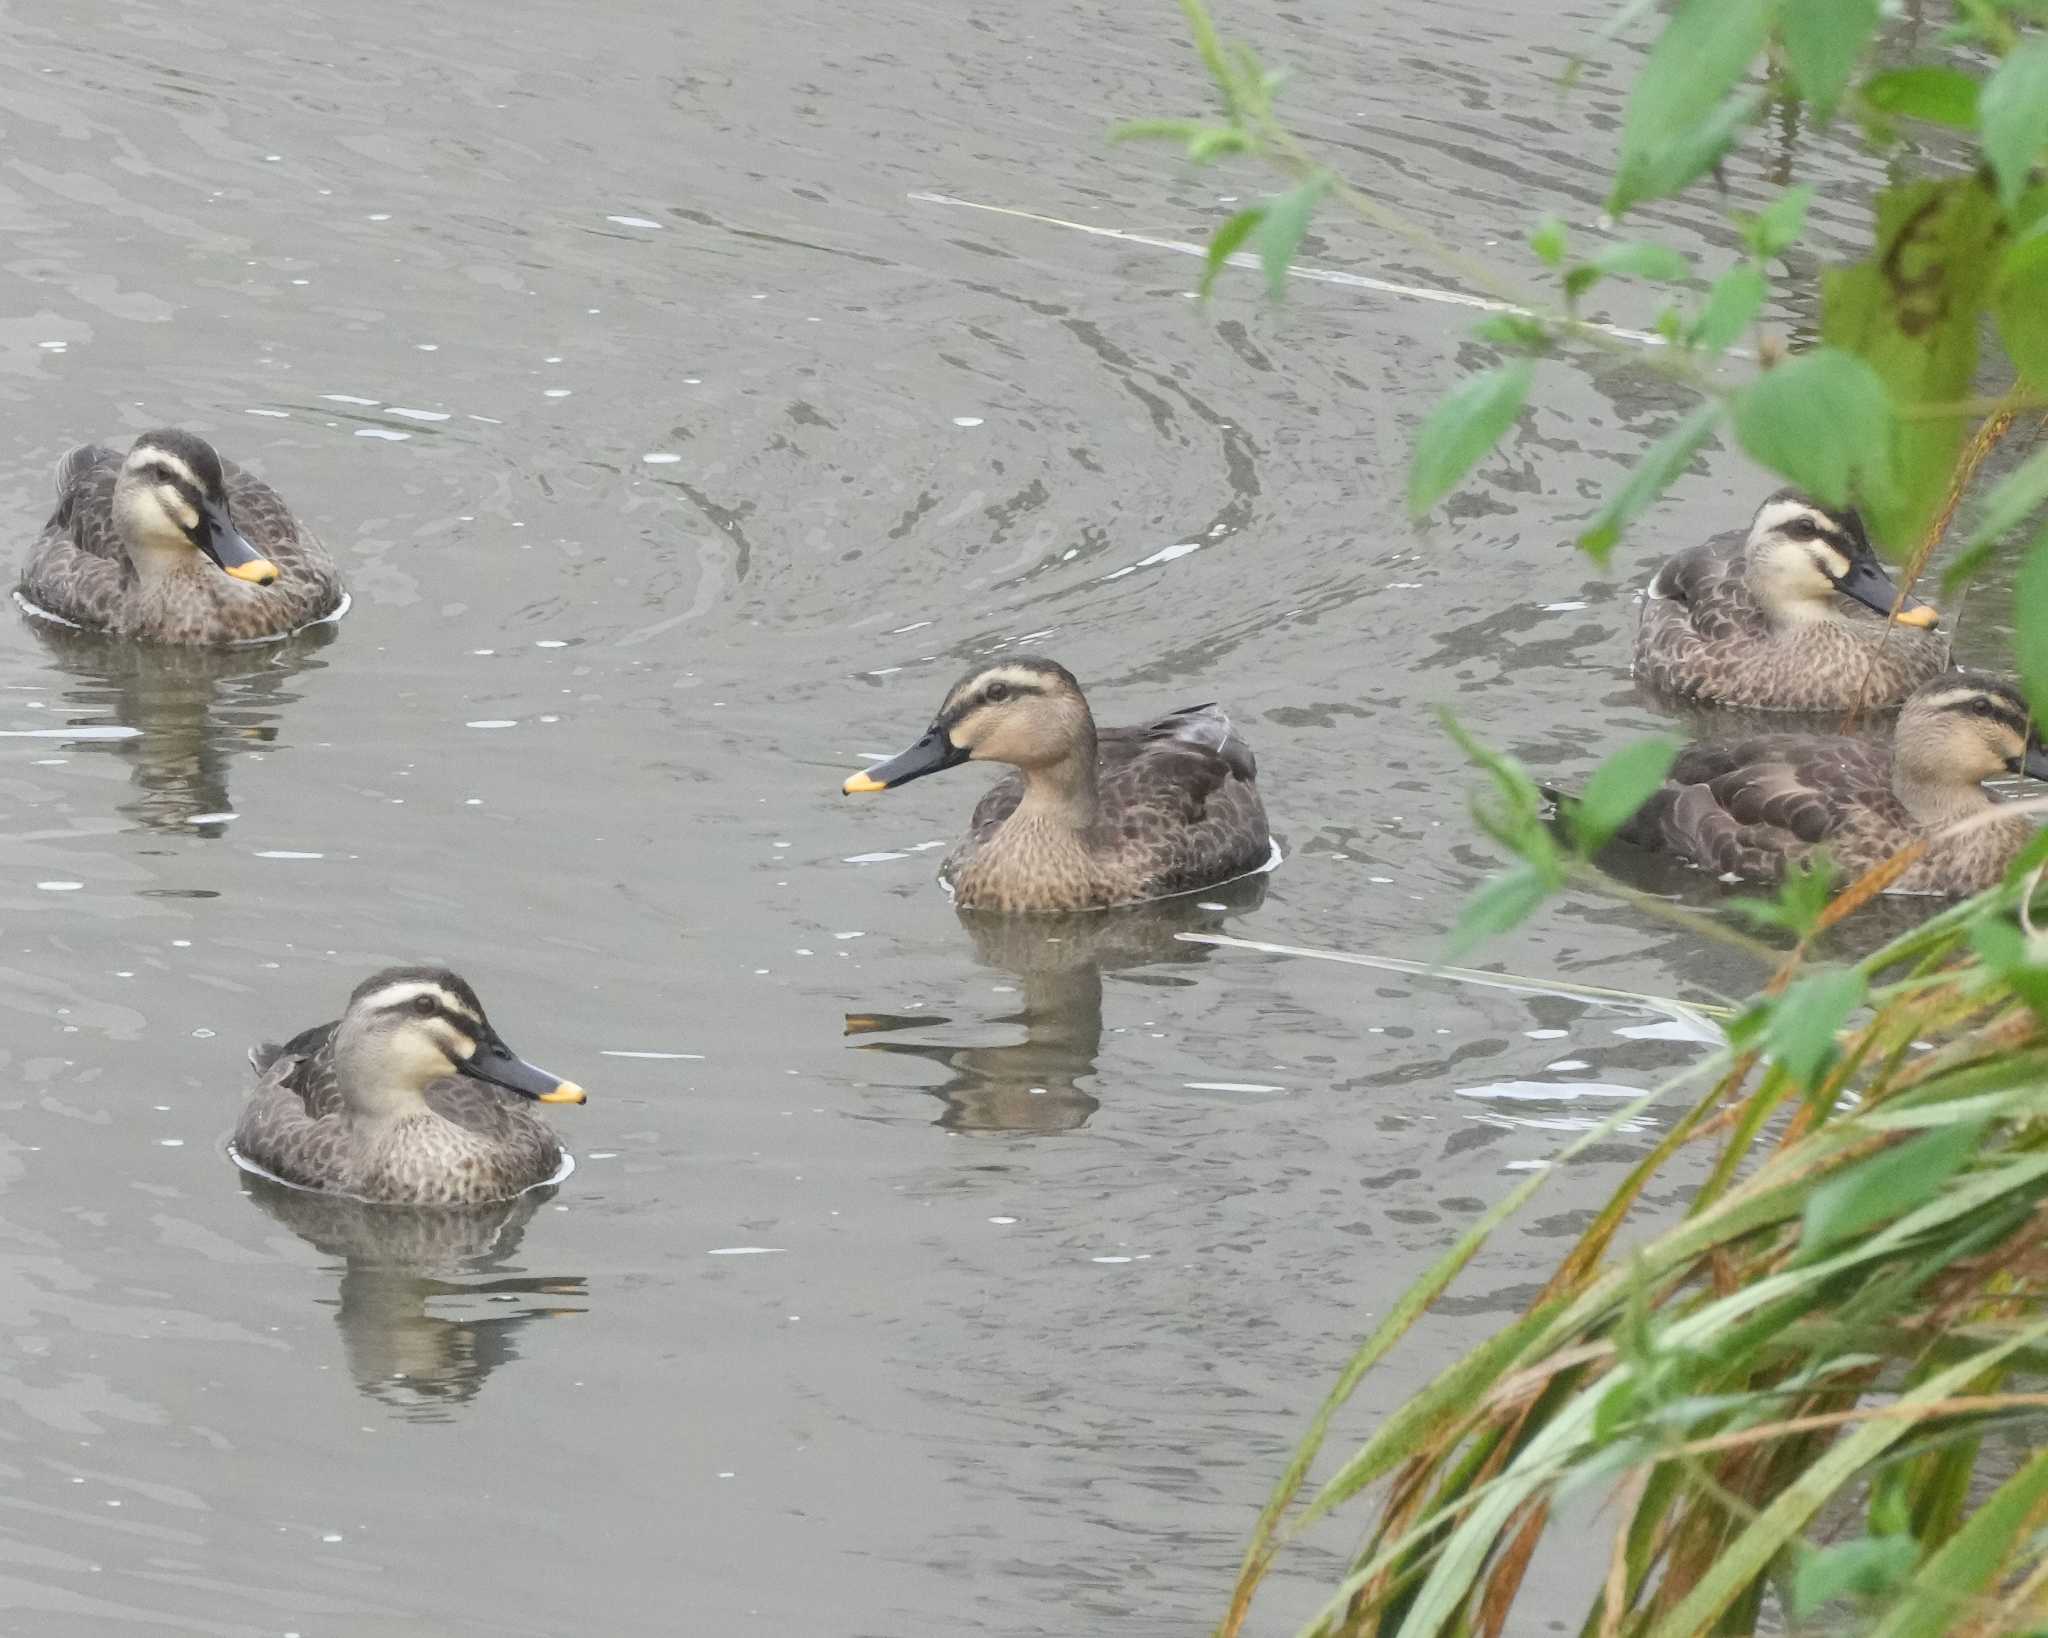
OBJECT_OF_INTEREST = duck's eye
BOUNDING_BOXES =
[985,681,1011,704]
[412,994,438,1017]
[1784,517,1820,541]
[1972,698,1998,717]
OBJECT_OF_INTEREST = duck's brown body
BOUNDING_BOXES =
[845,657,1272,914]
[238,1023,567,1206]
[1634,535,1945,710]
[20,438,345,642]
[1612,678,2046,896]
[233,967,582,1207]
[945,707,1270,912]
[1617,736,2029,895]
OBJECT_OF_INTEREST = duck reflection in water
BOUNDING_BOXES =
[21,617,337,835]
[239,1173,583,1421]
[846,870,1268,1133]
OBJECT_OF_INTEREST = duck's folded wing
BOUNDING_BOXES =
[1681,737,1887,841]
[1645,538,1736,608]
[250,1019,343,1113]
[223,465,309,556]
[1105,710,1269,891]
[1124,703,1257,783]
[1621,736,1889,874]
[48,452,126,557]
[50,444,120,531]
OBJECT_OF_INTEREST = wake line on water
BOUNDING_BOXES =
[908,190,1675,350]
[1179,930,1729,1028]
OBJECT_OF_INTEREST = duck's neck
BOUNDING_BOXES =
[331,1035,439,1127]
[1891,754,1995,827]
[127,540,208,592]
[1011,737,1101,834]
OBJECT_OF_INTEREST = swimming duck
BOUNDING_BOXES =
[842,655,1272,912]
[17,429,346,643]
[1604,676,2047,895]
[233,967,586,1206]
[1633,490,1944,710]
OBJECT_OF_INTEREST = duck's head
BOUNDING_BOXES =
[1897,676,2048,789]
[1743,489,1937,629]
[332,965,586,1119]
[111,430,279,587]
[843,655,1094,792]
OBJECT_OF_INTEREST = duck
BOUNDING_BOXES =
[1633,489,1945,710]
[1601,675,2047,896]
[17,429,346,643]
[842,655,1272,912]
[232,966,587,1206]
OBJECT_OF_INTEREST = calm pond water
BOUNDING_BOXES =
[0,1,2022,1634]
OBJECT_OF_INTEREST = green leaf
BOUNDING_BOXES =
[1651,1320,2048,1637]
[1946,443,2048,591]
[1252,177,1326,299]
[1611,0,1770,214]
[1969,918,2048,1022]
[1577,401,1722,562]
[1801,1118,1986,1260]
[1471,311,1551,349]
[1529,215,1568,267]
[1779,0,1880,124]
[1765,966,1866,1092]
[1993,230,2048,389]
[1407,359,1535,514]
[1613,90,1764,217]
[1108,117,1208,144]
[2019,530,2048,722]
[1820,176,2000,547]
[1861,66,1981,129]
[1563,241,1691,303]
[1565,737,1681,856]
[1729,851,1837,936]
[1980,37,2048,211]
[1741,185,1814,260]
[1200,206,1266,298]
[1731,347,1895,517]
[1789,1535,1920,1617]
[1439,708,1547,850]
[1690,264,1767,354]
[1443,863,1554,960]
[1186,127,1252,163]
[1868,1448,2048,1638]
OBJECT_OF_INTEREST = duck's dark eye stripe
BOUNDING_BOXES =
[153,472,204,508]
[378,996,478,1033]
[1943,697,2030,736]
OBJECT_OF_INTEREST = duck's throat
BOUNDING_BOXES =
[1892,763,1993,828]
[1014,756,1101,833]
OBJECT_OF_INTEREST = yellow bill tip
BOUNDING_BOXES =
[538,1081,586,1105]
[842,769,887,795]
[226,558,281,586]
[1896,604,1940,629]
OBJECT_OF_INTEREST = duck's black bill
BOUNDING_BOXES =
[196,500,280,586]
[1831,553,1938,628]
[2012,743,2048,782]
[459,1038,587,1104]
[842,727,968,794]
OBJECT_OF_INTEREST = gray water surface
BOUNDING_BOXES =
[0,2,2018,1634]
